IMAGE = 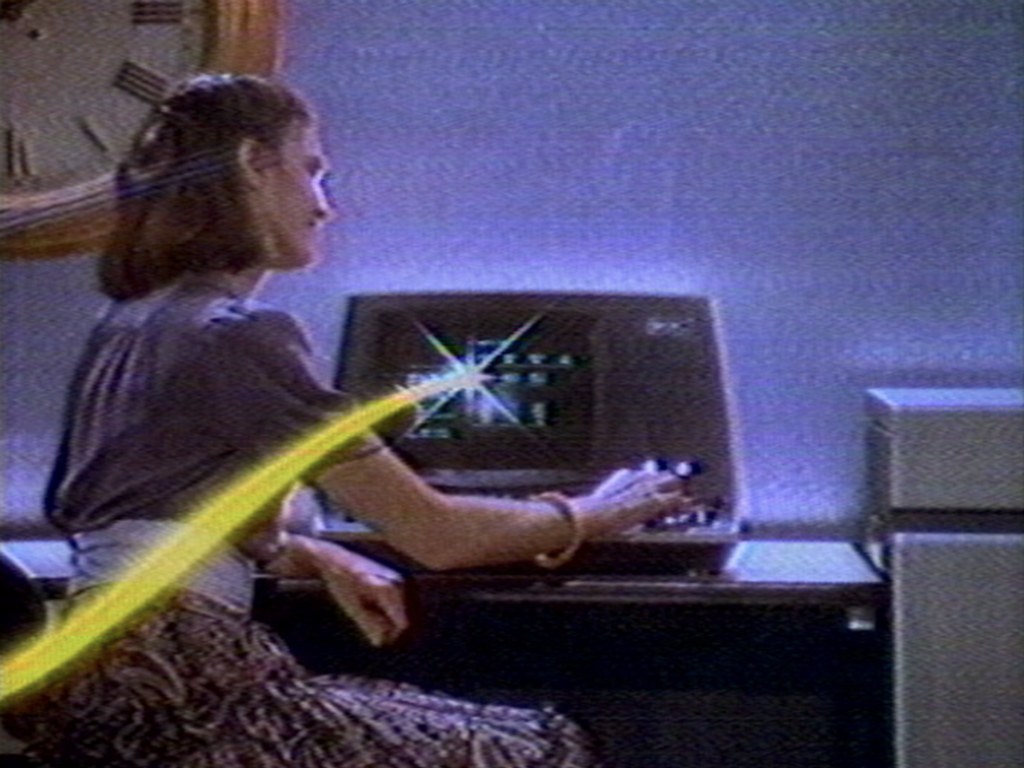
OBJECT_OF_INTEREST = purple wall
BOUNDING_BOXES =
[3,0,1021,537]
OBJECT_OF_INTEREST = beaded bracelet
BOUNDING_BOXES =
[532,492,585,569]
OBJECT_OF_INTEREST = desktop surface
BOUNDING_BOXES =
[260,540,890,768]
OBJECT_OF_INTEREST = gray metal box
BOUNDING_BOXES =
[866,388,1023,511]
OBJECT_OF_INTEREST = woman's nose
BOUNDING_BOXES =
[313,187,335,223]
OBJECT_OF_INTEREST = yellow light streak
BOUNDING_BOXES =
[0,370,484,705]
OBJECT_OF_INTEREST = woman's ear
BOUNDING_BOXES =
[236,137,274,190]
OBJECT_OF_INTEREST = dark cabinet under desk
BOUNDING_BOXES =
[256,542,891,768]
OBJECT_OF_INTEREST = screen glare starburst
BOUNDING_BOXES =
[404,314,545,435]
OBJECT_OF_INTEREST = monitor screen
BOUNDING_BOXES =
[366,307,595,472]
[336,292,736,506]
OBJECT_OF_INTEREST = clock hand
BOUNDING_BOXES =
[0,0,44,23]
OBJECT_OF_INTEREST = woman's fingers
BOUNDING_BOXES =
[369,579,410,639]
[591,468,634,497]
[322,567,409,646]
[593,464,688,499]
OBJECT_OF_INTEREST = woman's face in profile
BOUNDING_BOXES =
[251,122,334,271]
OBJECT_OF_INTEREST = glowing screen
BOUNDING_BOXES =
[362,309,596,471]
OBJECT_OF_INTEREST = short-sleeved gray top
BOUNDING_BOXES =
[46,275,370,534]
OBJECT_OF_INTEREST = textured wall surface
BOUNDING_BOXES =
[2,0,1021,537]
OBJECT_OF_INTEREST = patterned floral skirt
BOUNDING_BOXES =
[3,592,597,768]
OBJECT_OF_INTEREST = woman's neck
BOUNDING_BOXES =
[192,268,270,299]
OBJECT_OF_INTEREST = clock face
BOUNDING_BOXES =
[0,0,207,197]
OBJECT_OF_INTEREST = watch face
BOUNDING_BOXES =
[1,0,207,197]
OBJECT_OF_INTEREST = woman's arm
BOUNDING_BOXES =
[265,534,408,646]
[235,487,409,646]
[313,446,684,571]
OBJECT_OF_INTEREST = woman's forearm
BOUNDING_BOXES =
[315,448,684,571]
[314,453,586,569]
[261,532,348,578]
[395,493,581,570]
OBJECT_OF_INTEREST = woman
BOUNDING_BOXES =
[5,75,685,767]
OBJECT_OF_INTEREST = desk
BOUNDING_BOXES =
[261,541,891,768]
[407,540,885,609]
[1,538,884,605]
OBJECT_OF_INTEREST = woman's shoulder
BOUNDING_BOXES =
[174,301,323,386]
[105,285,318,374]
[202,301,312,354]
[129,285,307,346]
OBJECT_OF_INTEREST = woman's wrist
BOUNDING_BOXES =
[267,533,375,580]
[561,493,618,539]
[261,532,318,577]
[531,492,586,568]
[569,479,673,539]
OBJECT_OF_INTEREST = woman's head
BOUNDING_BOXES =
[99,74,330,300]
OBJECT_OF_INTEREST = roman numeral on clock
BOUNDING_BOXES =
[131,0,185,24]
[113,61,171,105]
[3,127,32,181]
[77,117,111,155]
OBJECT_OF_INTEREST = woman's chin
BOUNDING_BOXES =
[266,247,320,272]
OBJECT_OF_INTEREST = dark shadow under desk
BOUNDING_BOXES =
[258,541,891,768]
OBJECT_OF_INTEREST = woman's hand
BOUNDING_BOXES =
[321,548,408,647]
[574,466,690,537]
[314,544,409,647]
[266,535,409,646]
